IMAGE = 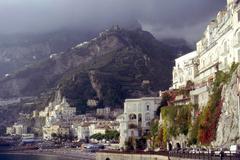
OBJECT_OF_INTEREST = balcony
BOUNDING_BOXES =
[190,85,209,96]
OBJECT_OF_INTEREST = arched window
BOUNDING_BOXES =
[138,114,142,122]
[129,114,137,120]
[146,105,150,111]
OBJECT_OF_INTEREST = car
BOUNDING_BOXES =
[230,145,240,154]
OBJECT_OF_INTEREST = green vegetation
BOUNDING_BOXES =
[161,104,192,138]
[197,63,239,145]
[159,63,239,146]
[148,119,160,150]
[90,130,119,141]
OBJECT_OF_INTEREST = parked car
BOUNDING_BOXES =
[230,145,240,154]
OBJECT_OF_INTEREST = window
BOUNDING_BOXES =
[146,105,150,111]
[138,114,142,122]
[224,41,229,53]
[129,114,137,120]
[188,68,192,76]
[145,113,150,121]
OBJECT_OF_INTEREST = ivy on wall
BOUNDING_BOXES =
[197,63,239,145]
[159,63,239,146]
[161,104,192,145]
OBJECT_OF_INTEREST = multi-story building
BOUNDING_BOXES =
[7,123,28,136]
[190,0,240,109]
[96,107,111,117]
[77,124,90,140]
[42,124,69,140]
[6,127,15,135]
[118,97,161,148]
[171,0,240,109]
[172,51,197,89]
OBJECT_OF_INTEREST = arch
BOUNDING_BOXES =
[146,105,150,111]
[129,114,137,120]
[138,113,142,122]
[106,158,110,160]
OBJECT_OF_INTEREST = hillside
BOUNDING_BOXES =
[0,27,191,132]
[0,29,98,77]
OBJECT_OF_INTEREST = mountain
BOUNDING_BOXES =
[0,29,98,77]
[0,26,191,133]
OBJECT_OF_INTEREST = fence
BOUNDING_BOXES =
[169,150,240,160]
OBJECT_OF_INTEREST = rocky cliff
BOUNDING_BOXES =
[214,66,240,147]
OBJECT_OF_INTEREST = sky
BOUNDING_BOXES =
[0,0,226,44]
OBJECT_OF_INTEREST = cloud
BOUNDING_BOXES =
[0,0,226,43]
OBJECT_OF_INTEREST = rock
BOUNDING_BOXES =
[214,66,240,147]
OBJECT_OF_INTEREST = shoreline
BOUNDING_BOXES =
[0,148,96,160]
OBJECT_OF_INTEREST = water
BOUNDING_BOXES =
[0,154,76,160]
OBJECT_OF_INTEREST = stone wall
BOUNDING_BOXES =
[96,152,169,160]
[214,66,240,147]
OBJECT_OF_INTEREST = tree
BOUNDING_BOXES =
[148,119,159,150]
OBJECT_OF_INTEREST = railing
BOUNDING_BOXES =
[169,150,240,160]
[98,150,240,159]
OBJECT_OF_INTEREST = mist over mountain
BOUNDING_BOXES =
[0,29,99,77]
[0,26,191,133]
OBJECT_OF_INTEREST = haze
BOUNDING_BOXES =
[0,0,225,43]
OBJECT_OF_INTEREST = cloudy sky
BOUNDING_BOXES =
[0,0,226,44]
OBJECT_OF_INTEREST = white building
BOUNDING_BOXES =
[89,123,108,136]
[13,124,28,135]
[77,125,90,140]
[171,0,240,109]
[118,97,161,148]
[96,107,111,117]
[42,124,70,140]
[172,51,197,89]
[43,98,76,127]
[190,0,240,109]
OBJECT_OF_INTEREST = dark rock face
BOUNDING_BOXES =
[0,27,191,130]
